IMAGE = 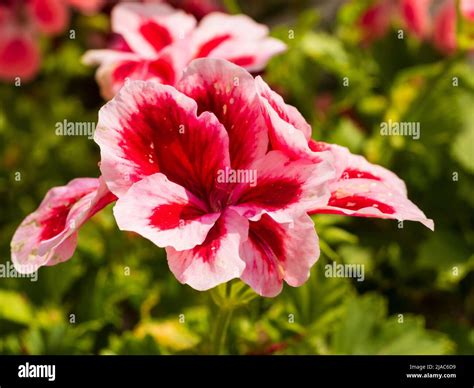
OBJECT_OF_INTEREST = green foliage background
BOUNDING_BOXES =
[0,0,473,355]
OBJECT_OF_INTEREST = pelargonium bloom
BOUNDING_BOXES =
[0,13,41,82]
[11,177,116,274]
[94,59,334,296]
[83,3,286,99]
[92,58,433,296]
[255,75,434,230]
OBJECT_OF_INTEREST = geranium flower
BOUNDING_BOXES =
[94,59,334,296]
[255,75,434,230]
[0,11,41,82]
[83,2,286,99]
[11,177,116,273]
[92,58,432,296]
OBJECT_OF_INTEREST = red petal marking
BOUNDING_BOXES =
[148,57,175,84]
[249,214,285,263]
[236,178,301,210]
[39,202,75,240]
[341,168,381,181]
[227,55,255,68]
[139,21,173,52]
[327,194,395,214]
[149,202,204,230]
[195,34,231,58]
[112,60,139,83]
[189,214,228,263]
[308,140,330,152]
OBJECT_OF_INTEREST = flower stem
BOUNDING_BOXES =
[212,306,233,355]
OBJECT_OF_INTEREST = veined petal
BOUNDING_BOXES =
[112,3,196,58]
[177,58,268,170]
[230,150,334,223]
[309,143,434,230]
[11,177,116,274]
[113,173,221,251]
[240,213,319,297]
[255,76,315,160]
[95,79,231,198]
[166,208,247,291]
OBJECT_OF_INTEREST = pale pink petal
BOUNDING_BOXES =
[462,0,474,20]
[28,0,69,36]
[11,177,116,273]
[0,24,41,82]
[400,0,432,39]
[177,58,268,170]
[309,143,434,230]
[240,213,319,297]
[166,208,247,290]
[207,37,286,72]
[112,3,196,58]
[230,150,334,223]
[191,12,285,71]
[113,173,221,251]
[255,75,316,160]
[95,79,231,198]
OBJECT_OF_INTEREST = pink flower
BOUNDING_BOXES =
[11,177,116,274]
[400,0,432,39]
[255,75,434,230]
[67,0,105,15]
[95,59,334,296]
[432,0,457,54]
[83,3,286,99]
[0,16,41,82]
[358,0,394,44]
[27,0,70,35]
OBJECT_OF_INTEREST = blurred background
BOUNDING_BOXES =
[0,0,473,355]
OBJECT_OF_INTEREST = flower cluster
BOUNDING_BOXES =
[0,0,104,82]
[11,2,434,297]
[82,3,286,99]
[358,0,474,54]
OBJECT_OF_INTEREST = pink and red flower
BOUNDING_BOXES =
[11,58,433,296]
[83,3,286,99]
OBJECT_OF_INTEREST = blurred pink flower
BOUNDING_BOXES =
[462,0,474,20]
[432,0,457,54]
[11,178,116,274]
[83,2,286,99]
[358,0,394,44]
[0,11,41,82]
[27,0,70,35]
[400,0,432,39]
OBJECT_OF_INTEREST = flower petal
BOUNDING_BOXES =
[11,177,116,274]
[0,24,41,82]
[230,150,334,223]
[240,213,319,297]
[113,173,221,251]
[95,79,231,198]
[177,58,268,170]
[112,3,196,58]
[28,0,69,35]
[309,143,434,230]
[166,208,247,290]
